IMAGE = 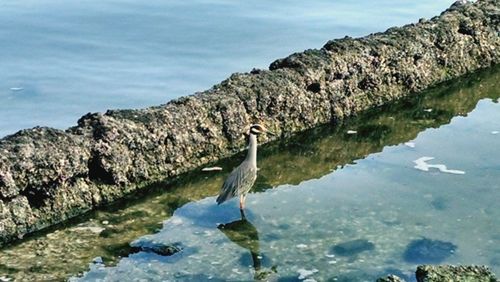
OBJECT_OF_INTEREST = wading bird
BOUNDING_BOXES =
[216,124,273,210]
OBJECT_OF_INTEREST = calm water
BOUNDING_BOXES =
[0,67,498,281]
[0,0,455,137]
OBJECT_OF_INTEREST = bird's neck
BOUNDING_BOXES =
[245,133,258,166]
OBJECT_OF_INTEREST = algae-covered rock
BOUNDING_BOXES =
[415,265,497,282]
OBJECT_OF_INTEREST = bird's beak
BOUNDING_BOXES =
[262,126,275,136]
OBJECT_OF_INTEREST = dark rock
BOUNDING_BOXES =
[415,265,497,282]
[331,239,375,256]
[1,0,499,246]
[129,242,182,257]
[403,238,457,264]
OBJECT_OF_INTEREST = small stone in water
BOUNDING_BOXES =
[403,238,457,263]
[92,257,104,264]
[331,239,375,256]
[102,220,109,225]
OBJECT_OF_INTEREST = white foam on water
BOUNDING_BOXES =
[413,156,465,175]
[404,142,416,148]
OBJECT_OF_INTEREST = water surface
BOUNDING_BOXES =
[0,67,498,281]
[0,0,454,137]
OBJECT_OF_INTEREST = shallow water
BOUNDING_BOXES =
[0,0,455,137]
[0,67,498,281]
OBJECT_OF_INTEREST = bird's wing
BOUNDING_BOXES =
[216,162,257,205]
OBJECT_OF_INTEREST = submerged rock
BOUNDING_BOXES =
[129,241,183,257]
[403,238,457,264]
[331,239,375,256]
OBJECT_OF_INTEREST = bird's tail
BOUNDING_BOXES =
[216,189,233,205]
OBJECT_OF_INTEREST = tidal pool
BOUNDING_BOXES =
[0,67,499,281]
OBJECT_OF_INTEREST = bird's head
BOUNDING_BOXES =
[247,124,275,136]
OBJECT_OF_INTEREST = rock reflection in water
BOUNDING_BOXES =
[0,67,498,281]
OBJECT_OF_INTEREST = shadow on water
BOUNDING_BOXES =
[0,66,498,280]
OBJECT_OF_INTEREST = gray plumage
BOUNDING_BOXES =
[216,124,271,209]
[216,160,257,204]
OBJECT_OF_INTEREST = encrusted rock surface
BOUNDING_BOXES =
[0,0,499,246]
[378,265,498,282]
[376,274,407,282]
[416,265,498,282]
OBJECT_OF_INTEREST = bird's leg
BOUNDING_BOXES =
[239,208,246,220]
[239,195,245,210]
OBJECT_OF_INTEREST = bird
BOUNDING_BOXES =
[216,124,273,210]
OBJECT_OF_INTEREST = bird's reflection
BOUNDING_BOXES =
[217,210,276,281]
